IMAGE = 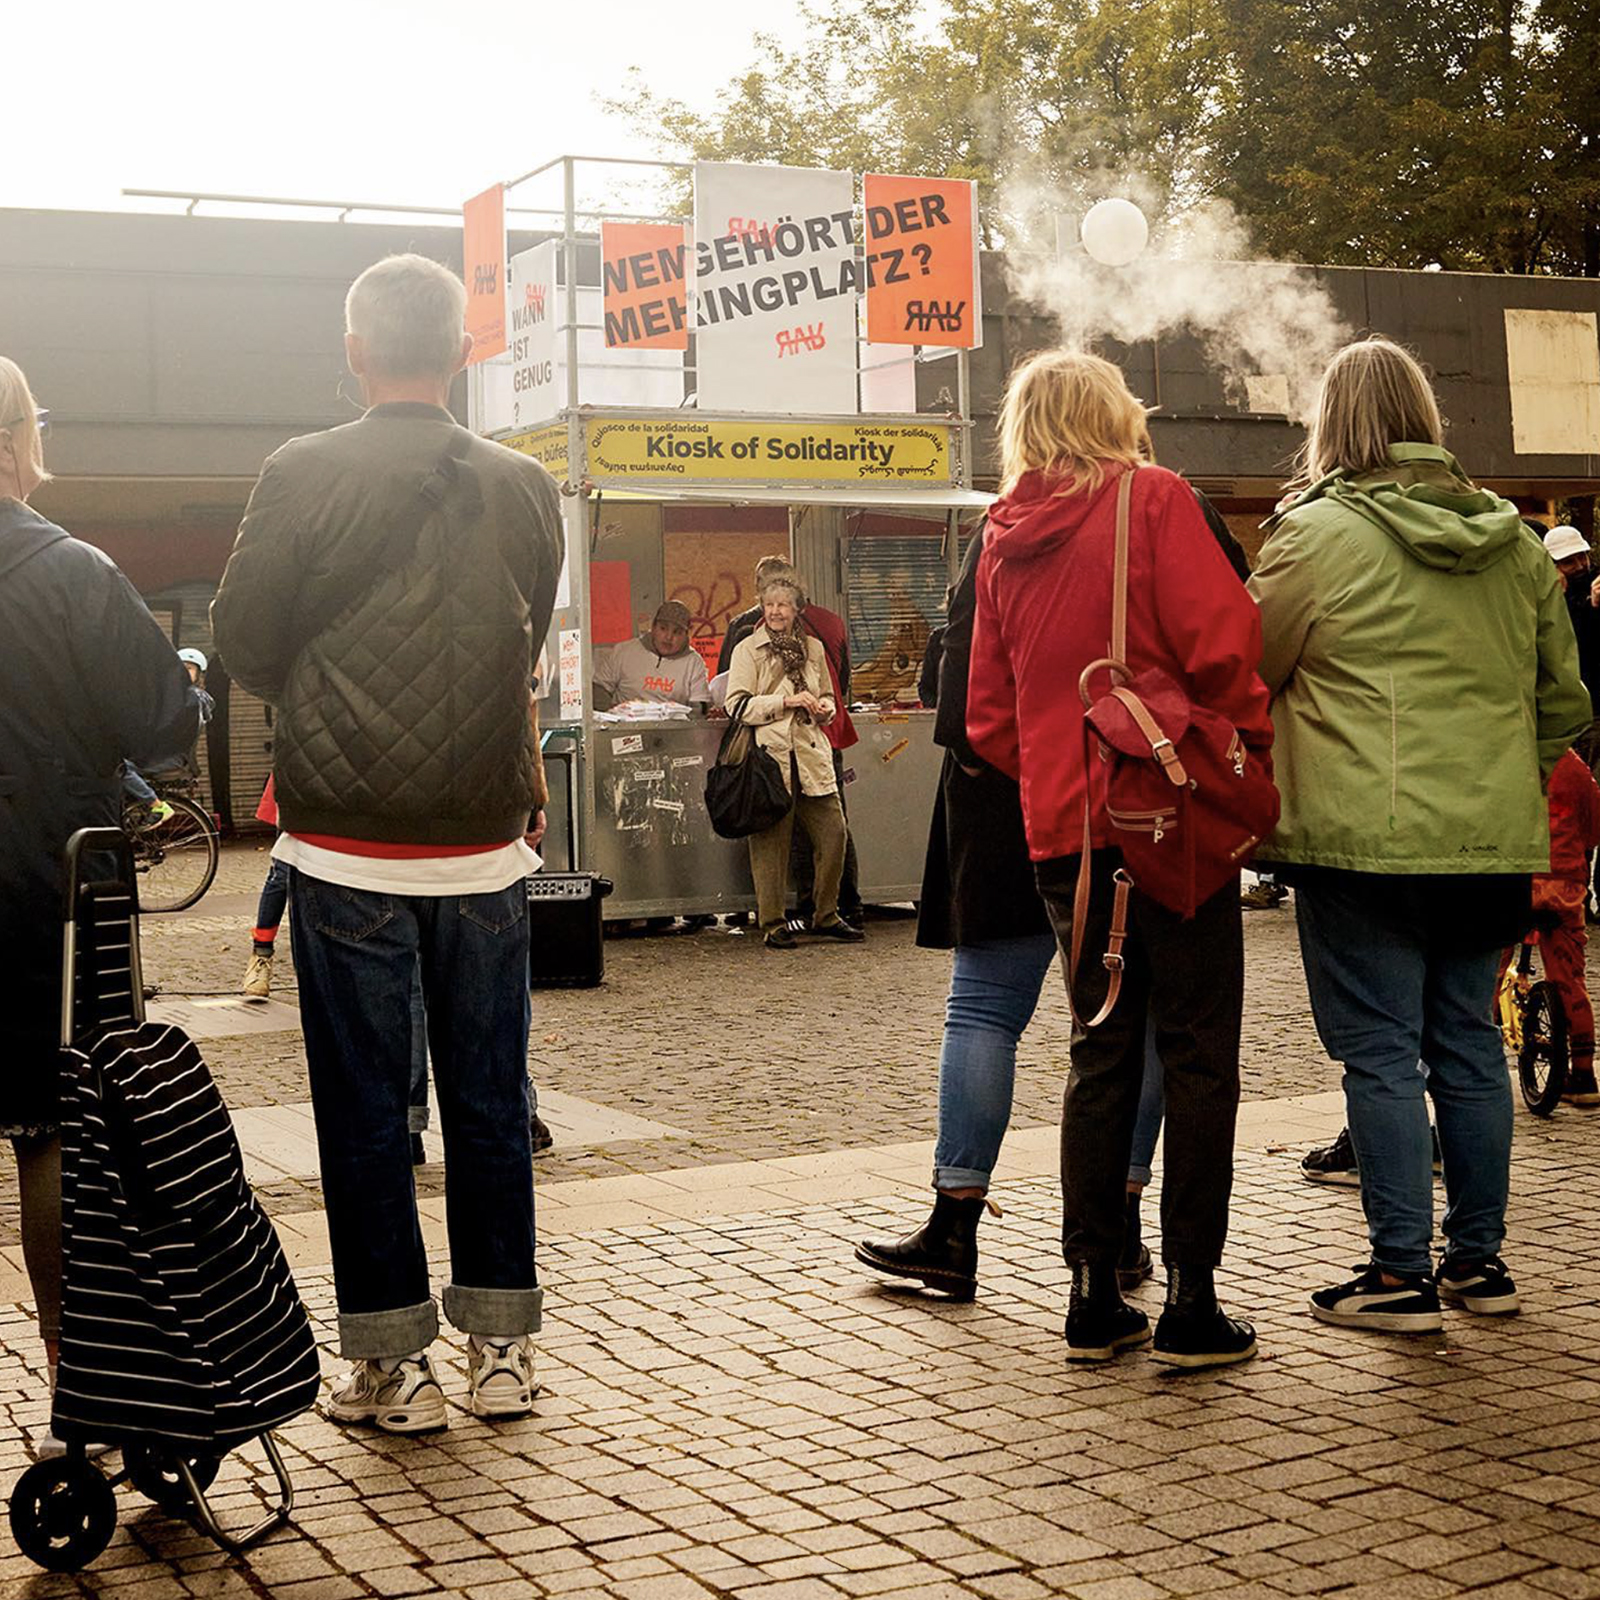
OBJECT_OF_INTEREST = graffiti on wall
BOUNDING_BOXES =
[847,535,947,704]
[663,530,791,672]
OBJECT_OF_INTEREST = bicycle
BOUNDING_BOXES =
[1496,929,1569,1117]
[120,771,219,913]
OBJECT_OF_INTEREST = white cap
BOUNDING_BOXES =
[1545,525,1589,562]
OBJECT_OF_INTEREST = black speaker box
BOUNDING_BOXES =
[527,873,612,988]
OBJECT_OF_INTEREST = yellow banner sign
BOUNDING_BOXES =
[584,416,950,485]
[500,422,568,481]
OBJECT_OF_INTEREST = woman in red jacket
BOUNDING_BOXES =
[967,350,1273,1368]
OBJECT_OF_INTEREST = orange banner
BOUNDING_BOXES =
[863,174,981,349]
[462,183,507,365]
[601,221,689,349]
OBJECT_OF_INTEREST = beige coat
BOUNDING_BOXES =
[726,625,837,796]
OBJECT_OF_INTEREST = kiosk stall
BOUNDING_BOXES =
[464,157,991,918]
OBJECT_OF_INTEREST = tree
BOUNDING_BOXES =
[612,0,1598,275]
[1209,1,1597,274]
[610,0,1228,244]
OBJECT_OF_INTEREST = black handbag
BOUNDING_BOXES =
[705,701,793,839]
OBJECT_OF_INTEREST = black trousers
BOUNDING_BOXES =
[1035,850,1244,1269]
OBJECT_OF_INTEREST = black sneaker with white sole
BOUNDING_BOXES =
[1301,1126,1360,1186]
[1151,1303,1258,1369]
[1435,1255,1519,1316]
[1303,1126,1442,1185]
[1310,1263,1442,1333]
[1063,1263,1150,1361]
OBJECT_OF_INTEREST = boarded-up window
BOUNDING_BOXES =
[1505,309,1600,456]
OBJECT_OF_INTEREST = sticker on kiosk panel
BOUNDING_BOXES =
[583,416,951,484]
[500,423,569,480]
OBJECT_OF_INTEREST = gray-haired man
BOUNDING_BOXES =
[214,253,564,1432]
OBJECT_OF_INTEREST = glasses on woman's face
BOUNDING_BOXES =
[0,409,48,438]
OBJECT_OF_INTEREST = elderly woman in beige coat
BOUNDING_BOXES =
[726,577,864,949]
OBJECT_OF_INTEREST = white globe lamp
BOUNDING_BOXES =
[1080,198,1149,267]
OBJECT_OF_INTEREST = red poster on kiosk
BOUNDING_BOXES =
[602,221,689,350]
[863,174,981,349]
[462,184,507,365]
[589,561,635,644]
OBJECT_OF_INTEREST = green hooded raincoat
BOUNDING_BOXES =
[1248,444,1590,875]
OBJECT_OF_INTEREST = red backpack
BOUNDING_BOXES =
[1069,469,1279,1025]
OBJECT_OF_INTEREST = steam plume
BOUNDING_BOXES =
[1002,179,1350,423]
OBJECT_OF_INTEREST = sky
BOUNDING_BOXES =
[3,1,830,222]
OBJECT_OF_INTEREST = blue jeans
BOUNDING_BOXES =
[254,858,290,940]
[121,762,157,805]
[408,963,430,1135]
[288,868,540,1357]
[933,934,1166,1190]
[1296,875,1513,1276]
[1128,1031,1164,1187]
[407,962,537,1134]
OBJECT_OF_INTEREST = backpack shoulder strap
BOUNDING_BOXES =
[1066,465,1139,1030]
[1110,466,1134,664]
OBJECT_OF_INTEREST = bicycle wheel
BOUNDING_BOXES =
[129,795,219,913]
[1518,980,1569,1117]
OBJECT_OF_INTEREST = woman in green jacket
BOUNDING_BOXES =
[1250,337,1589,1337]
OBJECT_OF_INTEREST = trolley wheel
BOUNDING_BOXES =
[8,1456,117,1572]
[126,794,219,913]
[1518,980,1570,1117]
[123,1440,220,1512]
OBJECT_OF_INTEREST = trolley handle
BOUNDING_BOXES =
[60,827,145,1049]
[61,828,135,916]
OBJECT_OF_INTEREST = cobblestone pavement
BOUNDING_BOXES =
[142,848,1316,1177]
[2,844,1598,1597]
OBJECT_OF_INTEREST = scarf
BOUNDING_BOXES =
[763,628,811,694]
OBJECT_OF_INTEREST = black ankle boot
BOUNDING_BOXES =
[1152,1264,1257,1369]
[1117,1190,1153,1291]
[855,1193,985,1300]
[1064,1261,1150,1361]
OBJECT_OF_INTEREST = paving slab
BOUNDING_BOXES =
[4,845,1598,1597]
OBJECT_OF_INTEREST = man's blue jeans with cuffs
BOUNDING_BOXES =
[289,868,540,1358]
[1295,875,1513,1278]
[409,960,539,1137]
[933,933,1166,1192]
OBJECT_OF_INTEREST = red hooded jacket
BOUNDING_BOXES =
[967,463,1273,863]
[1545,748,1600,882]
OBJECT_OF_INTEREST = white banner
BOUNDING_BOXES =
[859,341,917,413]
[693,161,858,415]
[478,242,559,434]
[569,284,683,409]
[476,243,682,431]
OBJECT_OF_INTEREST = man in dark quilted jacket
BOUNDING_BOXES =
[213,254,564,1434]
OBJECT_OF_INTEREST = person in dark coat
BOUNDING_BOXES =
[855,485,1251,1306]
[0,356,200,1381]
[716,553,792,676]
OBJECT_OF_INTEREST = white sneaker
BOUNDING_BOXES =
[324,1352,447,1433]
[240,952,273,1001]
[33,1432,112,1461]
[468,1336,538,1418]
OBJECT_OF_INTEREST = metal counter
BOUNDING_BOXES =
[577,711,941,918]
